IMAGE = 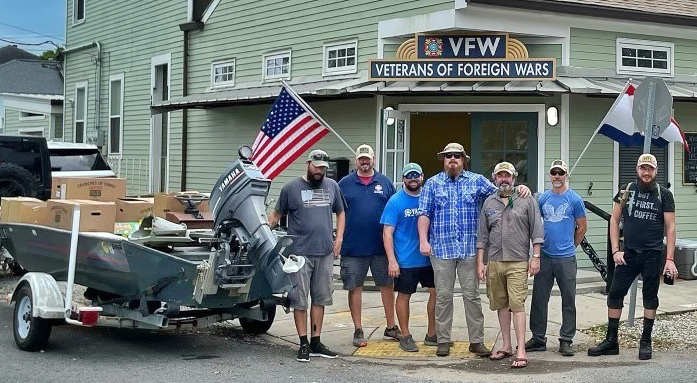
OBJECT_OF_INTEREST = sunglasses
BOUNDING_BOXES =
[404,172,421,179]
[444,153,463,159]
[550,170,566,176]
[311,154,330,162]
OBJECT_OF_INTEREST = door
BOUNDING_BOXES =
[151,62,169,193]
[381,109,410,186]
[471,112,538,189]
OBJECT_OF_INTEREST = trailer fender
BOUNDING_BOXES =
[11,273,65,319]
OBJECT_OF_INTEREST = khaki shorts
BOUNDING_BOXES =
[486,260,528,313]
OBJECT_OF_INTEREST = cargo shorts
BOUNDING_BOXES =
[287,253,335,310]
[486,260,528,313]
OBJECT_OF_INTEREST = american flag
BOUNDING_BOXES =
[251,86,329,179]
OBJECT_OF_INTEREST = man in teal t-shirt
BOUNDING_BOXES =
[380,163,436,352]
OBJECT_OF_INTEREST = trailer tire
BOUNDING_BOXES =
[13,285,52,351]
[10,261,26,276]
[0,163,40,199]
[239,306,276,335]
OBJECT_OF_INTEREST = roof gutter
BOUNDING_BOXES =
[468,0,697,28]
[64,41,102,146]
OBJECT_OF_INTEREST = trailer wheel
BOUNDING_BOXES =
[0,163,40,199]
[13,285,52,351]
[239,306,276,335]
[10,261,26,276]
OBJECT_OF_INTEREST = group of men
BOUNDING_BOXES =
[268,142,677,368]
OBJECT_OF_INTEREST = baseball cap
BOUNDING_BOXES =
[637,153,658,168]
[549,159,569,173]
[493,161,517,176]
[307,149,329,168]
[437,142,470,161]
[402,162,423,177]
[355,144,375,159]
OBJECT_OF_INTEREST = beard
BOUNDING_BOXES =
[445,163,463,179]
[552,180,564,188]
[307,169,325,188]
[405,181,421,192]
[498,182,514,196]
[637,176,657,191]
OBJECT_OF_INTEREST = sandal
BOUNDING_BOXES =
[511,357,528,369]
[489,350,512,360]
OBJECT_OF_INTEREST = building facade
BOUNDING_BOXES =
[63,0,697,268]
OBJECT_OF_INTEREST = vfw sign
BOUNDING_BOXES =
[369,33,556,81]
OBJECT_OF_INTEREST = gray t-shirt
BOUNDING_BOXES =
[275,177,344,256]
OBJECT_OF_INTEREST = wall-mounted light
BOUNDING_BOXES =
[546,106,559,126]
[384,106,395,126]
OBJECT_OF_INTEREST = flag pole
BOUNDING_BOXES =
[569,80,632,175]
[281,80,355,155]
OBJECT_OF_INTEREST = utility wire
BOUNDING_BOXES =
[0,21,64,41]
[0,36,60,49]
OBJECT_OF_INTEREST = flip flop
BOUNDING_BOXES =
[489,350,512,360]
[511,357,528,369]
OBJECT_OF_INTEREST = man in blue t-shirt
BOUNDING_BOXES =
[380,163,436,352]
[338,144,398,347]
[526,160,587,357]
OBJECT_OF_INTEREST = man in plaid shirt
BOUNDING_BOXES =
[417,143,530,357]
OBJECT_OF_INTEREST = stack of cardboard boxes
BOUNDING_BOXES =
[0,176,212,235]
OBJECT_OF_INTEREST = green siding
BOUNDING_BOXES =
[673,102,697,240]
[526,44,562,68]
[3,109,50,137]
[187,0,453,92]
[64,0,185,194]
[571,28,697,75]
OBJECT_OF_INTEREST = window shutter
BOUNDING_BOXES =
[619,144,668,188]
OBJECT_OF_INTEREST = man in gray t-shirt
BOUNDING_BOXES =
[268,149,345,363]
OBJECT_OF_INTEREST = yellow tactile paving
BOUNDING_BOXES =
[353,341,495,358]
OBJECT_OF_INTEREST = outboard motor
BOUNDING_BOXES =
[208,146,295,294]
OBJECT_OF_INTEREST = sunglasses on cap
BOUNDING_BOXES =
[444,153,463,159]
[550,170,566,176]
[404,172,421,179]
[310,153,330,162]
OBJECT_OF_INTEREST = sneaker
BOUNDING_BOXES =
[639,340,652,360]
[436,342,450,357]
[424,334,438,346]
[399,335,419,352]
[383,325,401,341]
[310,342,338,359]
[524,338,547,352]
[352,328,368,347]
[296,343,310,362]
[468,342,492,357]
[559,341,574,357]
[587,339,619,356]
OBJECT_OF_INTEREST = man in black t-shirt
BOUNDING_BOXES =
[588,154,678,361]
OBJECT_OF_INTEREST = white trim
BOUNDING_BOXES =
[616,38,674,77]
[668,142,675,193]
[201,0,221,23]
[187,0,194,22]
[18,111,46,121]
[150,54,172,193]
[210,59,236,89]
[262,50,292,82]
[108,73,125,155]
[72,0,85,26]
[375,95,384,172]
[74,81,88,143]
[398,103,546,192]
[613,142,619,193]
[561,94,570,164]
[323,40,358,76]
[150,53,172,89]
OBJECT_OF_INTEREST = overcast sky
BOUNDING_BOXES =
[0,0,65,55]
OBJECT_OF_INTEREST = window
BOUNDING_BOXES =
[18,128,44,137]
[263,51,291,81]
[211,60,235,88]
[73,0,85,24]
[616,38,673,76]
[324,41,357,75]
[75,82,87,143]
[619,145,669,188]
[53,115,64,141]
[19,111,45,121]
[109,74,124,154]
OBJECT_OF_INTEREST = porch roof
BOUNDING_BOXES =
[151,69,697,113]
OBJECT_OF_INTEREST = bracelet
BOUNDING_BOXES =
[612,250,621,255]
[666,258,674,262]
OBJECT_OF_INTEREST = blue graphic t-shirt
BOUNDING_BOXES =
[380,190,430,268]
[538,189,586,257]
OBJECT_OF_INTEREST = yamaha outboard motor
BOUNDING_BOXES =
[208,147,295,294]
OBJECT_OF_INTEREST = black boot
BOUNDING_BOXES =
[639,340,652,360]
[588,318,620,357]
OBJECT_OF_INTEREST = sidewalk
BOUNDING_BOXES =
[262,275,697,362]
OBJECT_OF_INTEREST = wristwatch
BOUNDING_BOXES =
[532,253,540,258]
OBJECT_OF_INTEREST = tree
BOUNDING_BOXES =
[39,47,64,61]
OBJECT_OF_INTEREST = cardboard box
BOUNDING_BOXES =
[115,198,154,222]
[46,199,116,232]
[52,177,127,202]
[0,197,47,224]
[154,192,210,218]
[165,211,214,229]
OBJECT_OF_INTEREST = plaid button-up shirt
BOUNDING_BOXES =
[418,171,498,259]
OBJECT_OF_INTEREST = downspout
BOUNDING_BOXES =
[181,31,189,191]
[63,41,101,146]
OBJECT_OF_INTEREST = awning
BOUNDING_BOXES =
[151,70,697,113]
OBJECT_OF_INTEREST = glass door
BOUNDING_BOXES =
[381,109,410,186]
